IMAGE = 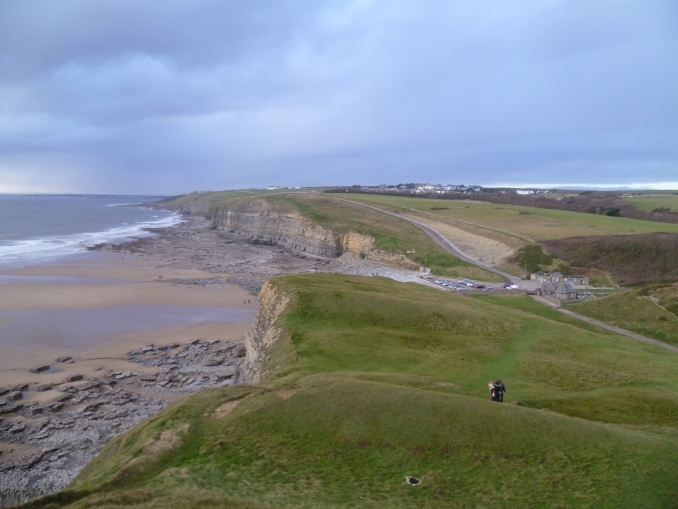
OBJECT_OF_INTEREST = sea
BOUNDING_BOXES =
[0,194,181,270]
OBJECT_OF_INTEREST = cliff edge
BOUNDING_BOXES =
[212,198,374,259]
[243,280,291,383]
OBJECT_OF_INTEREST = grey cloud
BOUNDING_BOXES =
[0,0,677,193]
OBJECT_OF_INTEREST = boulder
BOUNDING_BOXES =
[10,421,26,433]
[17,453,45,469]
[139,374,158,382]
[142,345,154,353]
[29,365,50,373]
[36,383,54,392]
[0,388,8,396]
[1,404,23,413]
[0,462,15,472]
[12,383,29,391]
[55,356,72,363]
[235,347,247,358]
[6,391,23,401]
[65,374,83,382]
[189,338,201,345]
[203,358,224,367]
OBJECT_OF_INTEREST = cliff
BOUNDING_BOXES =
[211,198,374,258]
[243,280,291,383]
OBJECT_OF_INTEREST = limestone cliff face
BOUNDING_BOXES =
[212,198,374,258]
[243,281,291,383]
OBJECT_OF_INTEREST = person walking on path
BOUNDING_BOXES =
[488,381,498,402]
[495,380,506,402]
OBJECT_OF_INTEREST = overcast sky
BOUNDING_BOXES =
[1,0,677,194]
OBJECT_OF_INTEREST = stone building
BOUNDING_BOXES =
[530,271,589,286]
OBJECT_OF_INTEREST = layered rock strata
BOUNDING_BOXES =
[243,281,290,384]
[211,199,374,258]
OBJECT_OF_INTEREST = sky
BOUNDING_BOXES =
[1,0,677,194]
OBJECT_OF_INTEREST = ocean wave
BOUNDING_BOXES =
[0,212,182,268]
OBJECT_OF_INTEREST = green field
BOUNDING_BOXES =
[339,193,678,240]
[570,283,678,346]
[29,275,678,508]
[624,195,678,213]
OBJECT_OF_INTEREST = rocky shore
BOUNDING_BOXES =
[0,338,245,507]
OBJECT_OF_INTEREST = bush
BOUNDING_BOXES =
[543,233,678,286]
[512,244,553,273]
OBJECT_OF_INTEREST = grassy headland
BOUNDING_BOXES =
[157,192,503,281]
[27,274,678,508]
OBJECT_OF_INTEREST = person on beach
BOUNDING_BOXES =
[495,380,506,402]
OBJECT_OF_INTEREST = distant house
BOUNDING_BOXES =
[267,186,281,190]
[516,189,534,195]
[539,281,577,301]
[530,272,589,286]
[537,281,592,301]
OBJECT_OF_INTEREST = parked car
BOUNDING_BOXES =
[476,284,486,289]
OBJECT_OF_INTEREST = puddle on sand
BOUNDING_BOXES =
[0,305,255,350]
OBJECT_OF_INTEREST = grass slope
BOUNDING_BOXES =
[570,283,678,346]
[26,275,678,508]
[340,194,678,240]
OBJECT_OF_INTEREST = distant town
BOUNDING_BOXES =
[326,183,553,196]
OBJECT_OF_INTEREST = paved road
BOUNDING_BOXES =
[343,199,678,354]
[343,199,520,283]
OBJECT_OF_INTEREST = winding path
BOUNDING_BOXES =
[343,200,520,283]
[342,198,678,353]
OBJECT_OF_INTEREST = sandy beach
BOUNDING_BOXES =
[0,250,256,390]
[0,221,263,505]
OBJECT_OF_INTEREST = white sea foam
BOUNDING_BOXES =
[0,212,182,269]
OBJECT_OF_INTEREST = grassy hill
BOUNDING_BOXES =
[25,275,678,508]
[570,283,678,346]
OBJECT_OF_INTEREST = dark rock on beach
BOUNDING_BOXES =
[0,337,248,506]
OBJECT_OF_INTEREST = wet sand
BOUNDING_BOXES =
[0,250,257,391]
